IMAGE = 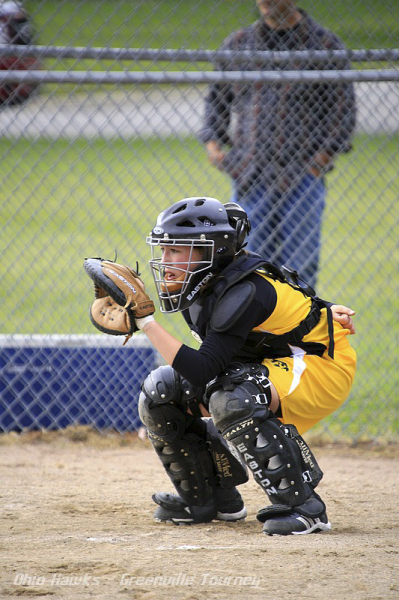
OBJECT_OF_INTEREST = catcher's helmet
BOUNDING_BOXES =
[147,197,250,313]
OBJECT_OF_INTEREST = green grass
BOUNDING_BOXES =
[314,135,399,440]
[1,132,398,438]
[24,0,399,95]
[0,135,233,336]
[315,134,399,440]
[27,0,399,50]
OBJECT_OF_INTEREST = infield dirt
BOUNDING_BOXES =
[1,428,398,600]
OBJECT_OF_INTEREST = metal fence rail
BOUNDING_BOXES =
[1,0,398,441]
[1,68,399,84]
[1,44,399,63]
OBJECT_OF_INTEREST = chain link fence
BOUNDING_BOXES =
[0,1,398,441]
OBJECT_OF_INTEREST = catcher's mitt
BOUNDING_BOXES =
[83,258,155,345]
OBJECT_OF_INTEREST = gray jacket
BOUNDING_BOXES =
[199,12,356,196]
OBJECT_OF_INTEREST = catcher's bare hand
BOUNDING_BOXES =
[330,304,356,334]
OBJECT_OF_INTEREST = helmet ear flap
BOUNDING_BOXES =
[236,217,251,250]
[224,202,251,252]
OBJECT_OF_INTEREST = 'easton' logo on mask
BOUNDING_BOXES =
[187,272,214,301]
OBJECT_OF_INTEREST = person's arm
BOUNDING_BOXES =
[137,299,269,388]
[137,319,183,365]
[199,81,234,153]
[198,35,237,158]
[309,33,356,175]
[136,284,355,387]
[137,274,276,387]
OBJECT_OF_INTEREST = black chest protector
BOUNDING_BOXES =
[183,256,334,360]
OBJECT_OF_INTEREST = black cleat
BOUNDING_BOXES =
[257,497,331,536]
[214,486,247,522]
[262,511,331,536]
[152,489,247,525]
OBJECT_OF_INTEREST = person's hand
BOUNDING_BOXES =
[205,141,226,168]
[330,304,356,334]
[309,151,331,177]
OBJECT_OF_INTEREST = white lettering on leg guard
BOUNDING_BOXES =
[234,442,275,493]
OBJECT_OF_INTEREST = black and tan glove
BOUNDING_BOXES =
[83,258,155,345]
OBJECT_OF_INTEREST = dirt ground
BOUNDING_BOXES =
[1,428,398,600]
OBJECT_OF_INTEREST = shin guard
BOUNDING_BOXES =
[208,363,323,508]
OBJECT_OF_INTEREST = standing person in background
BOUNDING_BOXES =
[199,0,356,288]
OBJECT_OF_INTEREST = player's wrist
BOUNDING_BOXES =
[135,315,156,331]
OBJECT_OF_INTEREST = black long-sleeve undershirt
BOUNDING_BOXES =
[172,274,277,387]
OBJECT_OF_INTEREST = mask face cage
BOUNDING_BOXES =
[147,236,215,313]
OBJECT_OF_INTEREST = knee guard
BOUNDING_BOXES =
[138,365,187,443]
[207,362,323,508]
[206,362,273,435]
[139,366,216,506]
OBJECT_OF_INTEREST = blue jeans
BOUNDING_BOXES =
[233,174,326,289]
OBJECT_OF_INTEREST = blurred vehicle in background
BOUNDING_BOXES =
[0,1,42,107]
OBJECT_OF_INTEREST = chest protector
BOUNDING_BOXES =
[183,256,334,360]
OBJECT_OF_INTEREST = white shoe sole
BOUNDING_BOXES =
[154,507,247,525]
[216,507,247,522]
[154,515,193,525]
[292,519,332,535]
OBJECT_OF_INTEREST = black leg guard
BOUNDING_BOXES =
[138,366,247,523]
[205,419,248,488]
[207,363,325,512]
[138,367,215,519]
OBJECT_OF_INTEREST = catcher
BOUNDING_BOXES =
[84,197,356,536]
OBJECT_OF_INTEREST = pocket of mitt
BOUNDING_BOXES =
[90,296,136,336]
